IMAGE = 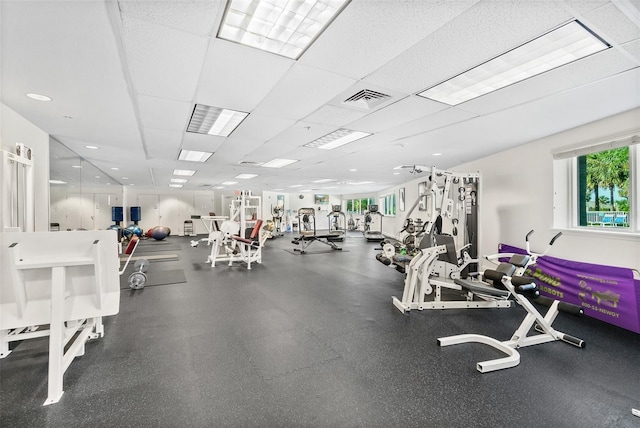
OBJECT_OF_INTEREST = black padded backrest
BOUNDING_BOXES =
[490,262,516,288]
[435,234,457,264]
[509,254,530,267]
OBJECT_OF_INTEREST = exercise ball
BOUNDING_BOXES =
[150,226,170,241]
[124,224,143,238]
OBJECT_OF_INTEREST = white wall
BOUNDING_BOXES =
[50,186,123,231]
[122,187,216,236]
[0,103,50,231]
[451,108,640,270]
[373,108,640,270]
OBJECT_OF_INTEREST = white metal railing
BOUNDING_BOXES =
[586,211,629,226]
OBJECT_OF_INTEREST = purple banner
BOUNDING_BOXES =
[499,243,640,334]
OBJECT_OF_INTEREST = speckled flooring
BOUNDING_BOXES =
[1,234,639,427]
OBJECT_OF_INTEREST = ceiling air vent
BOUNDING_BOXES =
[342,89,391,110]
[239,161,262,166]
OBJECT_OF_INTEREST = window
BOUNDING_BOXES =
[380,193,396,216]
[578,147,629,227]
[553,133,638,233]
[345,197,375,215]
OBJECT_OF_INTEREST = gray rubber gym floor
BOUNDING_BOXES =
[1,234,639,427]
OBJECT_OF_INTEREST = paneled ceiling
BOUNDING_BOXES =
[2,0,639,194]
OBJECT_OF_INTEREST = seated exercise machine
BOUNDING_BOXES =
[291,208,342,254]
[384,167,488,312]
[363,205,384,242]
[1,230,120,405]
[437,231,585,372]
[191,219,269,270]
[327,204,347,242]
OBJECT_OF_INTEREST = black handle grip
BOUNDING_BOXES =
[549,232,563,246]
[561,334,586,348]
[525,230,534,241]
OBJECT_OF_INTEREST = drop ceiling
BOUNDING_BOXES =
[1,0,639,195]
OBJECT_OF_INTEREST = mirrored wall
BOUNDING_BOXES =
[49,138,123,231]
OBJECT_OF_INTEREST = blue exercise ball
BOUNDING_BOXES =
[124,224,143,238]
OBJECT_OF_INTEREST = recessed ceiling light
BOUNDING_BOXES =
[72,165,82,168]
[261,158,299,168]
[393,172,400,175]
[85,145,98,149]
[312,179,334,183]
[214,186,225,189]
[349,169,357,172]
[418,20,609,105]
[217,0,351,60]
[178,149,213,162]
[289,184,303,188]
[221,181,239,185]
[95,175,101,178]
[26,93,52,101]
[128,183,134,186]
[187,104,248,137]
[173,169,196,176]
[235,173,258,179]
[304,129,371,150]
[111,167,119,171]
[432,153,442,156]
[49,179,67,184]
[169,184,183,188]
[122,177,129,180]
[171,178,188,183]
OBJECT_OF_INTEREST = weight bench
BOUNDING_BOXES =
[393,235,515,313]
[438,269,585,372]
[291,233,342,254]
[231,219,269,269]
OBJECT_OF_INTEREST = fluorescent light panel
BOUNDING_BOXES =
[169,184,183,188]
[218,0,351,60]
[178,149,213,162]
[222,181,239,185]
[49,179,67,184]
[235,173,258,179]
[173,169,196,176]
[418,20,609,105]
[261,158,299,168]
[187,104,248,137]
[304,129,371,150]
[312,178,334,183]
[171,178,188,183]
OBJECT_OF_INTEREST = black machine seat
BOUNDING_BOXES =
[454,278,511,298]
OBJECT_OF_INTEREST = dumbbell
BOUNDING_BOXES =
[127,258,149,290]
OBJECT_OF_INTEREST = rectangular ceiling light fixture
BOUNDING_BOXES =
[178,149,213,162]
[235,173,258,179]
[217,0,351,60]
[171,178,188,183]
[173,169,196,176]
[169,184,184,188]
[418,20,610,106]
[312,178,334,183]
[222,181,239,185]
[187,104,248,137]
[304,128,371,150]
[261,158,299,168]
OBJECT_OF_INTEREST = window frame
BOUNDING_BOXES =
[553,133,638,235]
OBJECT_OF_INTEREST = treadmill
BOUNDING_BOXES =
[363,205,384,242]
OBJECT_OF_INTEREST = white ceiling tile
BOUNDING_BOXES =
[137,95,192,132]
[365,0,573,94]
[252,64,357,121]
[380,108,478,141]
[181,131,225,152]
[304,105,369,127]
[231,112,296,142]
[120,15,209,101]
[144,128,183,160]
[300,0,479,79]
[620,38,640,62]
[583,2,640,44]
[118,0,224,36]
[347,96,448,134]
[196,39,294,111]
[562,0,610,15]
